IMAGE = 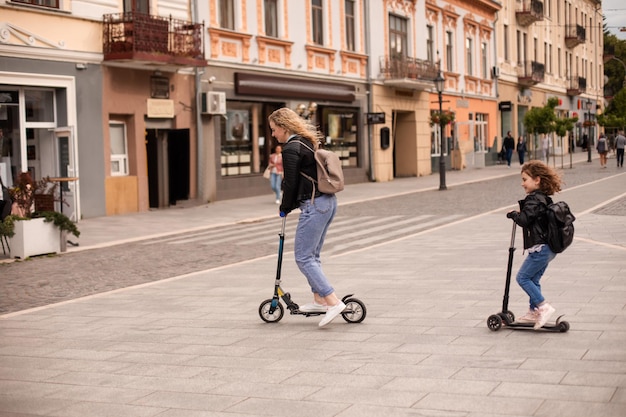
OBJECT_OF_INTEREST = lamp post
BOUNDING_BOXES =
[434,69,446,190]
[586,99,592,163]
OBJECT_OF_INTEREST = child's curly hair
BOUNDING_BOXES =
[521,160,562,195]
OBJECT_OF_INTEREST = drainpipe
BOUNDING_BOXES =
[493,9,500,152]
[364,0,375,181]
[191,0,205,202]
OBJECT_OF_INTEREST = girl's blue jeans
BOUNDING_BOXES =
[270,173,282,200]
[516,245,556,309]
[294,194,337,297]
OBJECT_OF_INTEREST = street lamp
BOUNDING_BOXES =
[434,69,446,190]
[586,99,592,163]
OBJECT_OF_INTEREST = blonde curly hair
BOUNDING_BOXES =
[268,107,323,149]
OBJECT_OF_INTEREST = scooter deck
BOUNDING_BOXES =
[505,315,569,332]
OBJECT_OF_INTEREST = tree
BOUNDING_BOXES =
[524,96,559,135]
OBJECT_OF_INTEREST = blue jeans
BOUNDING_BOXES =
[270,172,282,200]
[516,245,556,309]
[294,194,337,297]
[506,149,513,166]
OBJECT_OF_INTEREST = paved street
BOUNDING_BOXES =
[1,153,626,417]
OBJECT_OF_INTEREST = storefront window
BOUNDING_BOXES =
[25,89,54,123]
[320,107,358,167]
[221,108,253,176]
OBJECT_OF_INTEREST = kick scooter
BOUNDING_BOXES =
[487,221,569,332]
[258,216,367,324]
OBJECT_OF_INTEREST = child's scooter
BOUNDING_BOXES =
[487,221,569,332]
[258,216,366,324]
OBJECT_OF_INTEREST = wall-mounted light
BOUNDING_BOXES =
[75,63,87,70]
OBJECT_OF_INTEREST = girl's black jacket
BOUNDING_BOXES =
[510,191,552,249]
[279,136,319,215]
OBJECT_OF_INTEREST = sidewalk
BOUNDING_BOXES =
[69,152,591,252]
[1,151,626,417]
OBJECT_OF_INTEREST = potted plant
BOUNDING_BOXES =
[429,110,456,127]
[0,172,79,259]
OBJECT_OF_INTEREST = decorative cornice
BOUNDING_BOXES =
[0,21,65,49]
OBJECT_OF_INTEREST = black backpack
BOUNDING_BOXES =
[544,201,576,253]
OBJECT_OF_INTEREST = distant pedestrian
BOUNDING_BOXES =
[516,136,527,165]
[506,160,562,329]
[503,131,515,168]
[596,134,608,168]
[541,135,551,163]
[615,130,625,168]
[268,145,283,204]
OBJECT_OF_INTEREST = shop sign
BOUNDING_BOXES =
[147,99,175,118]
[366,112,386,124]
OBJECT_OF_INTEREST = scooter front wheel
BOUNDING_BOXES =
[342,298,367,323]
[259,299,284,323]
[487,314,503,331]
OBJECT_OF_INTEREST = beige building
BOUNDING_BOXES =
[494,0,604,159]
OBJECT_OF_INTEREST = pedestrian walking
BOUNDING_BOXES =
[268,107,345,327]
[503,131,515,168]
[516,136,527,165]
[615,130,625,168]
[268,145,283,204]
[596,134,608,168]
[506,160,562,329]
[541,135,551,163]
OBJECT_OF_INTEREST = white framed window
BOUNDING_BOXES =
[426,25,434,63]
[312,0,324,45]
[446,31,454,71]
[481,42,488,79]
[109,121,129,176]
[466,37,473,76]
[220,0,235,30]
[345,0,356,51]
[264,0,278,37]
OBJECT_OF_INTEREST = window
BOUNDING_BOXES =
[446,31,454,71]
[481,42,488,79]
[220,0,235,30]
[466,37,473,76]
[389,14,408,56]
[12,0,59,9]
[426,25,434,63]
[503,25,509,61]
[557,47,561,77]
[123,0,149,13]
[264,0,278,37]
[345,0,356,51]
[109,122,129,176]
[312,0,324,45]
[25,90,54,123]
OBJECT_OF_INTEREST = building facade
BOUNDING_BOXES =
[494,0,603,159]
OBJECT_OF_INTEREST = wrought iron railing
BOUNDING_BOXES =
[568,76,586,93]
[517,60,545,84]
[103,12,205,65]
[565,24,586,42]
[379,55,438,81]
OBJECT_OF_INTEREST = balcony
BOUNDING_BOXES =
[103,12,206,67]
[517,61,545,86]
[516,0,544,26]
[565,24,586,49]
[379,55,438,91]
[566,76,586,96]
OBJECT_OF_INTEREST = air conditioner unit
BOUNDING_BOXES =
[492,66,501,79]
[201,91,226,115]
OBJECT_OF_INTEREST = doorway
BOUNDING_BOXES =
[392,111,418,177]
[146,128,190,208]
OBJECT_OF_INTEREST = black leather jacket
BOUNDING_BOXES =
[510,191,551,249]
[279,136,318,214]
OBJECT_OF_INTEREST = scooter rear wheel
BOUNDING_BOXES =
[259,299,284,323]
[341,298,367,323]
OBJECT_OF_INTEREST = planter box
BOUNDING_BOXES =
[8,218,61,259]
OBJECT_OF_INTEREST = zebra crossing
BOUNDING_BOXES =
[141,213,463,256]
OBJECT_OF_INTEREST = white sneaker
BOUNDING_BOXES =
[534,303,556,330]
[299,303,328,313]
[275,199,280,204]
[517,309,538,324]
[319,302,346,327]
